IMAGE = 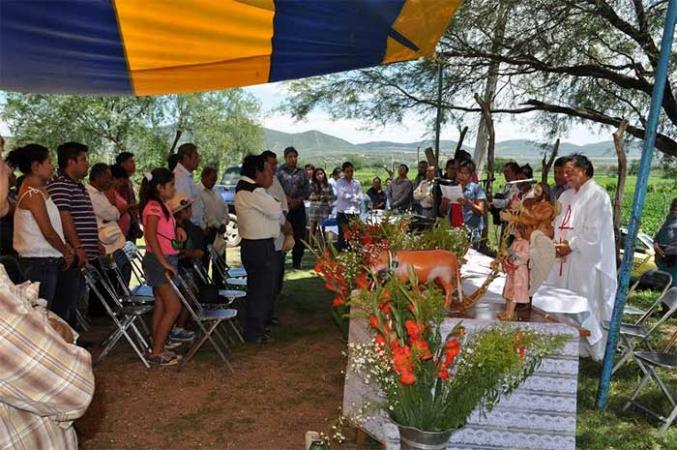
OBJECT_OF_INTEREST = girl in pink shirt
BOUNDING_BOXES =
[139,168,185,366]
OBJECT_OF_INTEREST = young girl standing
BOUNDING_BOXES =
[499,223,530,321]
[139,168,185,365]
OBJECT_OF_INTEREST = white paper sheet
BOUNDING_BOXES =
[440,184,463,203]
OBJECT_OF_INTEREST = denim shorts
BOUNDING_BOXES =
[142,253,179,287]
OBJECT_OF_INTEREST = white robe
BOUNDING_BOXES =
[545,178,617,360]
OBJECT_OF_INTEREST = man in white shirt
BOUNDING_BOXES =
[173,143,205,230]
[199,166,229,287]
[335,161,364,251]
[86,163,132,315]
[235,154,291,343]
[545,154,617,360]
[413,165,436,218]
[262,150,289,327]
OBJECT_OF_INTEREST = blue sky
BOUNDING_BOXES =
[245,81,609,146]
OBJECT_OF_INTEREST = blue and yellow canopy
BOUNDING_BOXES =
[0,0,460,96]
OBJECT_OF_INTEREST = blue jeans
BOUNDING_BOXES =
[20,257,83,326]
[19,257,62,306]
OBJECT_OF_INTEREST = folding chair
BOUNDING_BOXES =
[99,254,154,306]
[82,264,153,368]
[165,271,240,372]
[188,261,246,306]
[208,244,247,279]
[604,287,677,375]
[121,242,156,303]
[623,328,677,435]
[623,270,673,317]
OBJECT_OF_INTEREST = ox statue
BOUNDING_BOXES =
[371,249,463,308]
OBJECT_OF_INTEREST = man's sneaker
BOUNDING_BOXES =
[147,351,181,366]
[169,328,195,342]
[165,340,182,350]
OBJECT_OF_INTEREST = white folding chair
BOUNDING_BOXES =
[82,264,152,368]
[165,271,239,372]
[623,328,677,435]
[604,287,677,375]
[190,261,247,307]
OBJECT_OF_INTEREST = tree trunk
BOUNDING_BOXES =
[541,138,560,184]
[472,1,511,170]
[454,126,469,156]
[475,94,496,255]
[613,119,629,263]
[168,129,182,156]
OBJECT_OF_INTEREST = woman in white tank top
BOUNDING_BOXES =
[6,144,74,305]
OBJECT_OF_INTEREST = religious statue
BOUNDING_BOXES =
[498,223,530,320]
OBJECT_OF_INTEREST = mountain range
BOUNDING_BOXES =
[263,127,643,161]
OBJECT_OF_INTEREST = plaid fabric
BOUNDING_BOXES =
[0,266,94,450]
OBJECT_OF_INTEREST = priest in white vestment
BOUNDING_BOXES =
[545,154,617,360]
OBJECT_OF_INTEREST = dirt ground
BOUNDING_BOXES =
[76,258,356,450]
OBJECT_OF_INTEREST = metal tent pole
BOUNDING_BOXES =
[596,0,677,410]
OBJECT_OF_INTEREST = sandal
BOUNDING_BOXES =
[147,351,180,366]
[497,311,516,321]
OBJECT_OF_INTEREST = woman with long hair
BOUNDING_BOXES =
[6,144,73,307]
[139,167,185,365]
[307,167,333,241]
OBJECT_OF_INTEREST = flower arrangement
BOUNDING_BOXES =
[348,274,568,433]
[309,217,470,338]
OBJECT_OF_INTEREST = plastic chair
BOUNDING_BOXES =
[623,328,677,435]
[82,264,152,368]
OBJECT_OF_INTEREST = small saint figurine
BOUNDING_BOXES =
[499,223,530,321]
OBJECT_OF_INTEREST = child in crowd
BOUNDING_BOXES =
[139,168,186,365]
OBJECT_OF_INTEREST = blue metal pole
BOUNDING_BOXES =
[596,0,677,411]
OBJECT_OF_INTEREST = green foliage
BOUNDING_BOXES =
[0,90,262,172]
[283,0,677,157]
[350,277,567,432]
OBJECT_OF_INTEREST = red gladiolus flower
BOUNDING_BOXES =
[378,301,392,316]
[381,289,391,300]
[399,370,416,385]
[369,314,379,329]
[332,297,345,307]
[437,366,449,381]
[410,337,433,361]
[375,333,386,347]
[355,272,369,290]
[405,320,425,339]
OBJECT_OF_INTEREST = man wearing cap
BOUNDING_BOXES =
[236,154,291,343]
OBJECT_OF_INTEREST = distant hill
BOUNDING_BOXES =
[263,127,644,161]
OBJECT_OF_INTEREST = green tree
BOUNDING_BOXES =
[1,90,262,172]
[284,0,677,157]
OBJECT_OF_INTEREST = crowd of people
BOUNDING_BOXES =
[0,133,675,447]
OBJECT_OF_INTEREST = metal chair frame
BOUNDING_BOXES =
[604,287,677,375]
[165,271,240,372]
[624,270,673,319]
[623,328,677,435]
[82,264,152,368]
[207,244,247,279]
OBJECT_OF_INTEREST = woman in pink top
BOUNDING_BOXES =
[139,167,185,366]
